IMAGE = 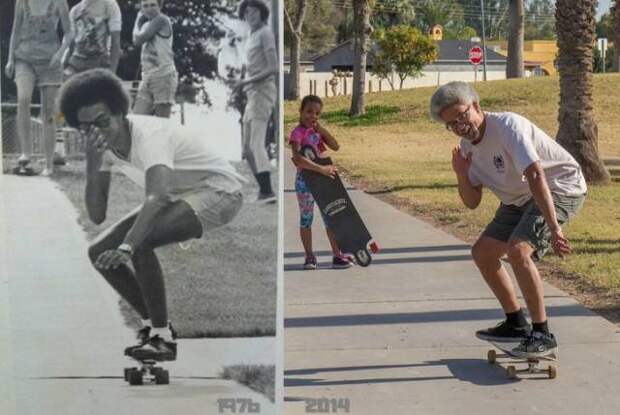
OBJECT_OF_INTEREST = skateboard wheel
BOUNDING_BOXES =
[355,249,372,267]
[123,367,132,382]
[506,366,517,379]
[155,369,170,385]
[369,242,379,253]
[548,365,557,379]
[128,368,143,385]
[487,349,496,364]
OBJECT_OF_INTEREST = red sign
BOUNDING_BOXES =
[469,46,484,65]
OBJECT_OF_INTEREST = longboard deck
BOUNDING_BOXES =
[298,146,378,266]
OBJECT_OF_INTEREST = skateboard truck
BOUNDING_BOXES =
[487,345,557,379]
[124,358,170,385]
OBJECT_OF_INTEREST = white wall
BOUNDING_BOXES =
[296,68,506,98]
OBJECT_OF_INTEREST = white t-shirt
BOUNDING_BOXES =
[101,115,245,193]
[70,0,121,58]
[460,112,587,206]
[245,24,276,79]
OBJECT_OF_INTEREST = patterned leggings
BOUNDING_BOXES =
[295,172,328,228]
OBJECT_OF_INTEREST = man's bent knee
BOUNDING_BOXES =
[507,240,534,266]
[472,237,504,267]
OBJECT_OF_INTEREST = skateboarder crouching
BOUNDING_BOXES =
[430,82,587,357]
[58,69,245,360]
[289,95,353,270]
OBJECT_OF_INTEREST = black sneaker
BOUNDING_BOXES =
[124,326,152,356]
[332,255,353,269]
[511,331,558,358]
[124,322,177,356]
[475,320,531,342]
[130,335,177,361]
[303,256,317,270]
[257,191,276,204]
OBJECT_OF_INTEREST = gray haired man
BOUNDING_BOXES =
[430,81,587,357]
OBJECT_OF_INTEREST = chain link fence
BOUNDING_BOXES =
[1,102,84,158]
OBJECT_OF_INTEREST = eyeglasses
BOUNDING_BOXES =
[78,115,111,134]
[445,105,472,131]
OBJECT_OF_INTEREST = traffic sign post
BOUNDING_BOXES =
[469,46,484,82]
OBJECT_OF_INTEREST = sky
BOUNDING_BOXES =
[598,0,612,18]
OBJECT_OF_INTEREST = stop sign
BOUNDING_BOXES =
[469,46,484,65]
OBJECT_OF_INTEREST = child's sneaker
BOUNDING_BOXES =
[303,256,318,270]
[511,331,558,358]
[130,335,177,361]
[332,255,353,269]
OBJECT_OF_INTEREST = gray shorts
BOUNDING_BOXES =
[243,76,277,122]
[483,193,586,260]
[172,187,243,236]
[136,71,178,107]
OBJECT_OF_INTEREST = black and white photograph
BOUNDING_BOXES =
[1,0,280,413]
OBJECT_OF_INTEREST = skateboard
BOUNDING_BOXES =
[124,356,170,385]
[299,145,379,267]
[486,341,557,379]
[12,159,37,176]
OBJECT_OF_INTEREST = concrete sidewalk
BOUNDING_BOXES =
[0,174,274,415]
[283,159,620,414]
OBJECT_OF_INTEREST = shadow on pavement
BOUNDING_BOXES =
[285,303,594,328]
[284,244,471,259]
[284,360,518,389]
[284,254,473,271]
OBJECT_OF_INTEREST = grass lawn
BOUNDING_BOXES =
[221,364,275,402]
[44,159,276,338]
[284,74,620,320]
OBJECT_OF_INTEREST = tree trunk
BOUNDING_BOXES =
[350,0,372,116]
[289,35,301,100]
[613,2,620,71]
[284,1,307,100]
[556,0,610,184]
[506,0,524,78]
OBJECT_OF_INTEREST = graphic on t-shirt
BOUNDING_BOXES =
[493,154,505,173]
[74,13,109,57]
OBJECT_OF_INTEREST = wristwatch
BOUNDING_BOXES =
[118,243,134,256]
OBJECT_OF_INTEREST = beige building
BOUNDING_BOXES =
[486,40,558,76]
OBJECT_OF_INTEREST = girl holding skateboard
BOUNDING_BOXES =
[289,95,353,270]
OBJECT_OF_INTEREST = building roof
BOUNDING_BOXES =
[312,39,507,67]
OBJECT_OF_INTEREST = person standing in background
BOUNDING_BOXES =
[5,0,73,176]
[132,0,178,118]
[236,0,277,203]
[64,0,122,77]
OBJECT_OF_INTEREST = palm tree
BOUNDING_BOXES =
[350,0,372,116]
[506,0,524,78]
[284,0,307,100]
[555,0,610,184]
[415,0,457,32]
